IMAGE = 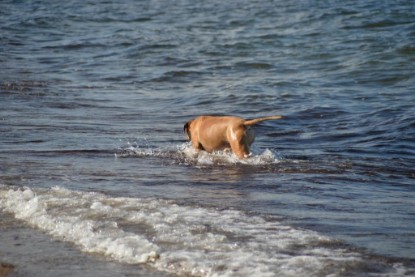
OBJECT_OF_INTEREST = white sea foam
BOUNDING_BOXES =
[0,185,408,276]
[118,142,280,166]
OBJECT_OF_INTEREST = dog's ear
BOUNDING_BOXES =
[183,121,192,140]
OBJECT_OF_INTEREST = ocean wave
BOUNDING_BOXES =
[1,185,409,277]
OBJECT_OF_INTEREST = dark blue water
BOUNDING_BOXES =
[1,0,415,276]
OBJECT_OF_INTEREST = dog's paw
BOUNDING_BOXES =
[243,152,253,158]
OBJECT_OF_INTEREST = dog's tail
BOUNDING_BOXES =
[243,115,283,126]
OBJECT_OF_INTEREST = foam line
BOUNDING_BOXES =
[0,185,409,276]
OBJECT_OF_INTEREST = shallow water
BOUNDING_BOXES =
[1,0,415,276]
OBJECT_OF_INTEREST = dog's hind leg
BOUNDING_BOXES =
[228,127,251,159]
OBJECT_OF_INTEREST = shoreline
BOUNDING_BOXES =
[0,211,168,277]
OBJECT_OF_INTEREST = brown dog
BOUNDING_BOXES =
[184,115,283,159]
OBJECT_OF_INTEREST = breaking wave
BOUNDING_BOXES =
[0,185,411,277]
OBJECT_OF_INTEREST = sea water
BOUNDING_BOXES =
[1,0,414,276]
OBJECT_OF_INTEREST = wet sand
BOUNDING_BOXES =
[0,263,14,277]
[0,212,168,277]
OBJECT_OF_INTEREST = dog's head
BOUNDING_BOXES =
[183,120,193,140]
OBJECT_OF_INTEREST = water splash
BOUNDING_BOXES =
[116,141,281,166]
